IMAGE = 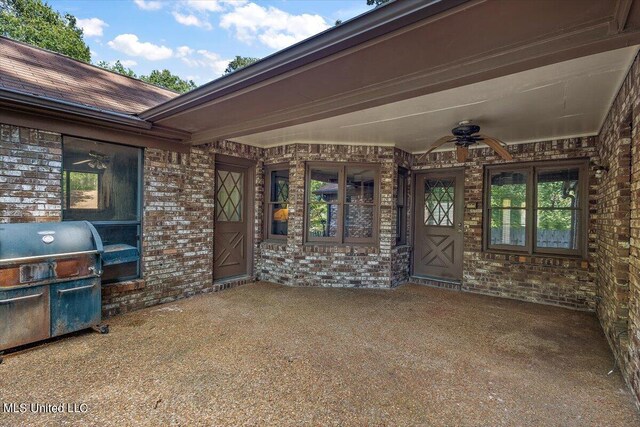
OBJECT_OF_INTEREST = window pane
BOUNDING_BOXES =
[271,203,288,236]
[68,172,99,209]
[309,168,339,203]
[216,170,243,222]
[537,209,579,249]
[270,170,289,203]
[490,171,527,208]
[63,137,140,221]
[346,167,375,203]
[424,179,455,226]
[490,208,526,246]
[345,204,374,239]
[537,168,579,208]
[308,202,338,238]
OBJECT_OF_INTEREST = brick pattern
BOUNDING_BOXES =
[598,52,640,406]
[391,148,413,286]
[105,141,266,316]
[630,94,640,405]
[413,137,598,310]
[258,144,396,288]
[102,146,217,316]
[0,124,62,223]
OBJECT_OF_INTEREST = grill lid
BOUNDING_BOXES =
[0,221,103,264]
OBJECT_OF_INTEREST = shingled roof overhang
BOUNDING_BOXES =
[0,35,190,151]
[140,0,640,145]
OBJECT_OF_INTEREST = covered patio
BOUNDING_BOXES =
[0,283,638,426]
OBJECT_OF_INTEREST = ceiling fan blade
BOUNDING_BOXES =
[479,135,513,161]
[456,146,468,163]
[416,136,456,163]
[73,159,92,165]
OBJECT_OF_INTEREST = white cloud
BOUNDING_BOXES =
[197,49,230,76]
[107,34,173,61]
[183,0,247,12]
[133,0,163,11]
[120,59,138,68]
[220,3,329,50]
[175,45,229,78]
[176,46,194,58]
[77,18,108,38]
[172,11,213,30]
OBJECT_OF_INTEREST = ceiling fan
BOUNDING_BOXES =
[418,120,513,163]
[73,151,110,170]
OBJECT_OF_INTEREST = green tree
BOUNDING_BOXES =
[0,0,90,62]
[140,69,197,94]
[97,60,137,78]
[367,0,391,6]
[224,55,259,75]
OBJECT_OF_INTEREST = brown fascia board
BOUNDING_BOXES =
[0,87,151,128]
[139,0,471,122]
[0,89,191,152]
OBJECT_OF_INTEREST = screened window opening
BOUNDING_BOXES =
[484,160,587,256]
[265,166,290,239]
[306,163,379,244]
[62,137,142,284]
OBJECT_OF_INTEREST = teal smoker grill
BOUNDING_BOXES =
[0,221,109,361]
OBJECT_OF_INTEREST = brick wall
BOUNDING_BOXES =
[0,124,62,223]
[102,146,217,316]
[413,137,598,310]
[391,148,413,286]
[597,52,640,406]
[258,144,397,288]
[104,140,264,315]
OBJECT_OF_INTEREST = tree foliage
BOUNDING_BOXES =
[366,0,391,6]
[97,60,136,78]
[139,69,197,93]
[97,61,197,94]
[224,55,260,75]
[0,0,90,62]
[489,177,578,231]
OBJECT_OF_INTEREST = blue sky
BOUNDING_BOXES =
[48,0,372,85]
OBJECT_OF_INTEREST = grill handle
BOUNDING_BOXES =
[57,283,96,295]
[0,293,43,305]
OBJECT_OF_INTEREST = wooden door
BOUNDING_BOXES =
[214,162,250,280]
[413,169,464,281]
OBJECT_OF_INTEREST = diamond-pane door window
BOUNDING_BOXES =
[424,179,455,226]
[216,170,243,222]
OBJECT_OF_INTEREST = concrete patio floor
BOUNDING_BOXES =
[0,282,638,426]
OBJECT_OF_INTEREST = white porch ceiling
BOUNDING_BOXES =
[233,46,639,153]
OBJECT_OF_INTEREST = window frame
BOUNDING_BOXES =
[396,167,409,246]
[483,159,589,258]
[264,163,290,241]
[304,162,380,245]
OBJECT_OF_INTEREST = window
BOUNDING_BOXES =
[306,163,379,244]
[396,168,408,245]
[484,160,588,256]
[265,165,289,240]
[62,137,142,283]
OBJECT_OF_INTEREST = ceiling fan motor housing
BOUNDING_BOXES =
[451,123,482,147]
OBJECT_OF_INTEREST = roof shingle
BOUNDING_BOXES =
[0,36,179,116]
